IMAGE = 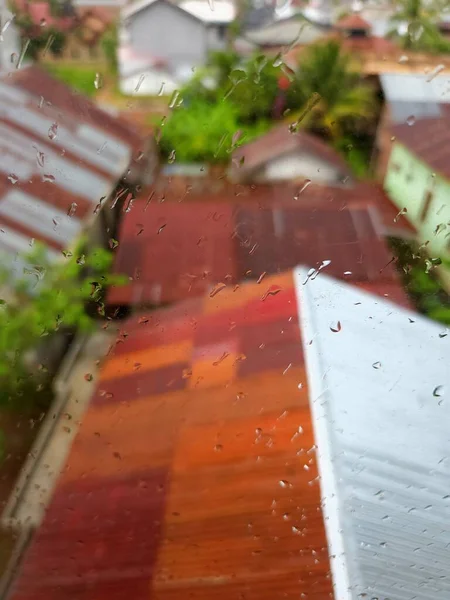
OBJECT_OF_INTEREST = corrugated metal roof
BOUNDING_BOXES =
[9,263,443,600]
[8,270,334,600]
[297,268,450,600]
[107,186,413,307]
[0,65,144,268]
[380,73,450,104]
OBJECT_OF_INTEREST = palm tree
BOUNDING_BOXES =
[286,40,376,140]
[389,0,450,52]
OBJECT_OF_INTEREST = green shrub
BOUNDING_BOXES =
[44,63,99,96]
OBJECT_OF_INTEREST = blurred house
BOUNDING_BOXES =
[376,73,450,286]
[106,184,413,308]
[7,233,450,599]
[229,124,353,185]
[0,65,156,283]
[118,0,235,95]
[0,0,21,71]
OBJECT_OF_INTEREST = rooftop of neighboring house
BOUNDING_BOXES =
[8,257,450,600]
[229,123,352,184]
[106,182,413,307]
[334,12,371,32]
[122,0,235,23]
[0,65,146,277]
[390,109,450,182]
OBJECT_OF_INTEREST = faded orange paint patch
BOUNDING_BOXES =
[99,339,192,381]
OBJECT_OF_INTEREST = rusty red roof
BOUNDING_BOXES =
[230,123,352,182]
[8,247,413,599]
[391,113,450,181]
[107,185,410,307]
[335,13,371,31]
[0,65,145,267]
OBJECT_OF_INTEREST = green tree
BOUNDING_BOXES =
[286,40,376,140]
[158,99,269,163]
[389,0,450,52]
[102,24,118,73]
[0,240,122,403]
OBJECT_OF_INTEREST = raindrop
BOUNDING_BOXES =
[42,174,55,183]
[261,285,282,301]
[329,321,341,333]
[257,271,266,284]
[406,115,416,126]
[209,282,227,298]
[272,52,283,67]
[433,385,444,398]
[157,82,165,96]
[213,352,229,366]
[292,525,302,535]
[408,22,423,42]
[372,361,382,369]
[302,259,331,284]
[34,148,45,167]
[16,39,30,69]
[439,331,448,338]
[282,363,292,375]
[398,55,409,64]
[168,149,176,164]
[134,74,145,93]
[427,64,445,82]
[109,238,119,249]
[42,33,54,57]
[84,373,93,382]
[157,224,166,235]
[279,480,292,489]
[48,122,58,140]
[67,203,78,217]
[214,444,223,452]
[282,513,291,521]
[394,207,407,222]
[294,179,311,198]
[168,90,180,108]
[94,72,103,90]
[7,173,18,184]
[207,0,214,11]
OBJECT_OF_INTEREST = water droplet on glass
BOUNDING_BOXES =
[372,361,382,369]
[67,202,77,217]
[168,149,176,164]
[94,72,103,90]
[109,238,119,249]
[406,115,416,126]
[157,82,165,96]
[330,321,341,333]
[8,173,18,184]
[279,480,292,489]
[214,444,223,452]
[157,224,166,235]
[168,90,180,108]
[427,64,445,82]
[48,123,58,140]
[303,260,331,284]
[209,282,226,297]
[42,174,55,183]
[261,285,282,301]
[433,385,444,398]
[84,373,93,382]
[134,74,145,93]
[394,207,407,222]
[294,179,312,199]
[16,39,30,69]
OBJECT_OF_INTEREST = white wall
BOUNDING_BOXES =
[119,68,179,96]
[261,151,344,184]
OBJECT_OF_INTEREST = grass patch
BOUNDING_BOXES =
[44,63,100,97]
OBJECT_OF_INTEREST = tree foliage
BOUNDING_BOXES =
[389,0,450,53]
[11,3,68,60]
[0,240,121,403]
[101,23,118,74]
[286,40,377,140]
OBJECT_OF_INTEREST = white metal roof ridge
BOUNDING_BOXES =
[294,266,450,600]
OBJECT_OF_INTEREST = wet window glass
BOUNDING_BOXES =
[0,0,449,598]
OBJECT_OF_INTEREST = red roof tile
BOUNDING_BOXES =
[107,185,409,307]
[335,13,371,31]
[231,123,351,182]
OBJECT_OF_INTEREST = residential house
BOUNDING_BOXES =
[377,73,450,285]
[0,63,157,344]
[106,183,413,307]
[238,5,330,50]
[229,123,353,185]
[0,0,21,71]
[6,209,450,600]
[119,0,235,95]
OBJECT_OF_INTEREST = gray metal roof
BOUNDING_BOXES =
[297,268,450,600]
[380,73,450,104]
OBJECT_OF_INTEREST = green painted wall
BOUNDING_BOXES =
[384,143,450,258]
